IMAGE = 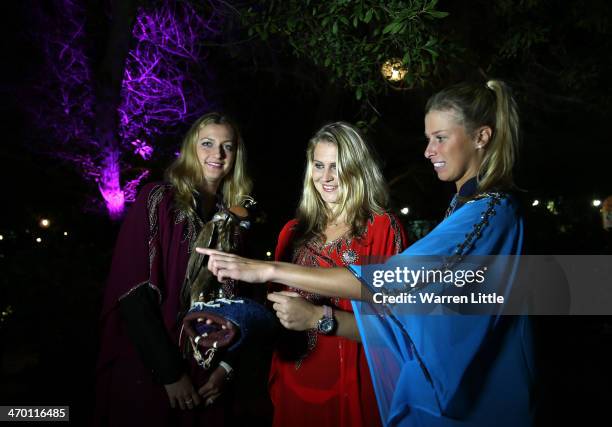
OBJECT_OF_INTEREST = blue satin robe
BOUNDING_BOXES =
[350,194,534,427]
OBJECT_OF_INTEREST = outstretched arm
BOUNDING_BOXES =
[196,248,362,299]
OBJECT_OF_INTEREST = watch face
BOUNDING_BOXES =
[318,317,335,334]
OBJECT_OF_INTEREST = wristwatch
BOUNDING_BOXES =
[316,305,337,335]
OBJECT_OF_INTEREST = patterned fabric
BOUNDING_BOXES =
[95,182,240,427]
[268,212,408,427]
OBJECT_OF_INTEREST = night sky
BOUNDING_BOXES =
[1,1,611,425]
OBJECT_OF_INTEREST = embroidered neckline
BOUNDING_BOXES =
[289,212,405,368]
[407,192,508,296]
[320,232,352,248]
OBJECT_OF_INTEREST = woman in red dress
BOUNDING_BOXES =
[267,122,407,427]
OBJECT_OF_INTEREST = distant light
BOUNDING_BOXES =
[265,251,272,257]
[40,219,50,228]
[64,231,69,236]
[35,237,42,243]
[0,305,13,323]
[532,199,539,207]
[592,199,602,207]
[0,235,3,241]
[400,207,410,215]
[381,58,408,83]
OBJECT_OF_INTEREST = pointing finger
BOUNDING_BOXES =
[196,248,226,256]
[267,293,290,304]
[276,291,301,298]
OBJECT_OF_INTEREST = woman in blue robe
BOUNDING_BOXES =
[198,80,534,427]
[347,187,531,426]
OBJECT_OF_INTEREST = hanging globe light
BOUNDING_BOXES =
[381,58,408,84]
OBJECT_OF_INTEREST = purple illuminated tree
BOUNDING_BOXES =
[33,0,219,219]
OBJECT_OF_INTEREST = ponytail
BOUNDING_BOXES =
[478,80,519,192]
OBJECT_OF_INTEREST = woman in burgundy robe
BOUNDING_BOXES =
[267,122,407,427]
[95,112,253,427]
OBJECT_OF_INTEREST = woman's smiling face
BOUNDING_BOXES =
[311,142,340,207]
[195,123,236,188]
[424,109,483,191]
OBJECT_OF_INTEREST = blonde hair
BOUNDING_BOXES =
[165,112,252,216]
[425,79,519,193]
[296,122,388,242]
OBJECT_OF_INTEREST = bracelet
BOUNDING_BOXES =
[219,361,234,380]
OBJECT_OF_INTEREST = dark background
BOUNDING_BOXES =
[1,1,611,425]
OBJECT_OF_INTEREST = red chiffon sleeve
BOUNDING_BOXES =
[366,213,407,259]
[275,219,299,262]
[267,219,299,294]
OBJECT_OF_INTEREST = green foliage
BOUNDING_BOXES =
[241,0,450,104]
[493,0,552,60]
[489,0,612,110]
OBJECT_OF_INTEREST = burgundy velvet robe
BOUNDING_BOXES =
[95,183,224,427]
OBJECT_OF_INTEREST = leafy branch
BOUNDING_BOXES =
[240,0,451,106]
